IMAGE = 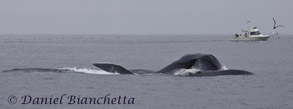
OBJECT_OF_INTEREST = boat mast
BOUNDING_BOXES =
[246,21,251,37]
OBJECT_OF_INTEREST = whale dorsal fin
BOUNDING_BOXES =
[93,63,133,74]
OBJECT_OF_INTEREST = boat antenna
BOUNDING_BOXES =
[247,20,251,24]
[240,21,243,32]
[239,21,248,32]
[246,20,252,31]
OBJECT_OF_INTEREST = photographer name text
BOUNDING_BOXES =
[8,94,135,105]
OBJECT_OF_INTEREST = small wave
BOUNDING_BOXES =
[60,67,119,75]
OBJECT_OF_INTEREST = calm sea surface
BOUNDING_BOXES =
[1,34,293,109]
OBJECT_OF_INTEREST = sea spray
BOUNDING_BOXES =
[60,67,119,75]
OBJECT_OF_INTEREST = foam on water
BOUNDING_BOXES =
[173,65,229,76]
[173,68,201,76]
[222,66,228,70]
[60,67,119,75]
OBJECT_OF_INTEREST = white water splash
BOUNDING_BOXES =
[222,66,228,70]
[173,68,201,76]
[173,65,229,76]
[60,67,119,75]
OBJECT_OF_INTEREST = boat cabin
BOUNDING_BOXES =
[249,27,261,36]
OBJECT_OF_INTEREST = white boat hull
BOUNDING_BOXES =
[231,36,270,41]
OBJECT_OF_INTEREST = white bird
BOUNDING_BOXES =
[273,18,285,29]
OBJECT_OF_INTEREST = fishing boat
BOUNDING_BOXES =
[231,27,270,41]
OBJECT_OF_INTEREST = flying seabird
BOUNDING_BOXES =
[273,18,285,29]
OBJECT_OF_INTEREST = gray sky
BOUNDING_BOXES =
[0,0,292,34]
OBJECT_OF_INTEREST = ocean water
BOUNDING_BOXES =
[0,34,293,109]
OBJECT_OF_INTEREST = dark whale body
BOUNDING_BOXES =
[2,68,65,73]
[93,53,253,76]
[2,53,252,76]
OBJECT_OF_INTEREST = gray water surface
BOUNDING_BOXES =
[1,35,293,109]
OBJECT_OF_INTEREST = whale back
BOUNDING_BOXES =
[93,63,133,74]
[157,53,223,74]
